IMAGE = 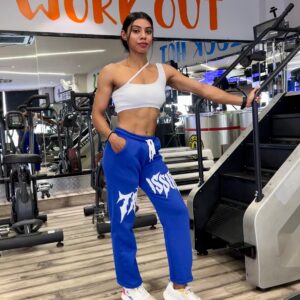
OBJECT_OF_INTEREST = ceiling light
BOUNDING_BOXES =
[0,49,106,61]
[38,49,106,57]
[0,71,70,76]
[200,64,217,71]
[235,64,244,69]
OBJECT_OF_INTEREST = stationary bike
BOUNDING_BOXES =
[0,95,64,251]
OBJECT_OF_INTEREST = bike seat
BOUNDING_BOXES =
[3,154,42,164]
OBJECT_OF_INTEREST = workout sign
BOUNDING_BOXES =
[0,0,261,40]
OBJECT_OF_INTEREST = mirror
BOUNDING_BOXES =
[34,36,127,175]
[0,33,252,175]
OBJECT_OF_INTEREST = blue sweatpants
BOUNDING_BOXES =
[102,127,193,288]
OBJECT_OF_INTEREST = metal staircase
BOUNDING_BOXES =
[188,3,300,289]
[189,92,300,288]
[192,92,300,252]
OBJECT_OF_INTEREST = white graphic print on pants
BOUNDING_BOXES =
[146,171,178,198]
[146,139,156,162]
[117,189,138,223]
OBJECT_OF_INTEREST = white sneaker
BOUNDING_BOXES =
[121,284,156,300]
[163,282,201,300]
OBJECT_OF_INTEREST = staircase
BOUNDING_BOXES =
[160,147,214,192]
[189,91,300,288]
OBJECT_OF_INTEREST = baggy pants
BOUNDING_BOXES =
[102,127,193,288]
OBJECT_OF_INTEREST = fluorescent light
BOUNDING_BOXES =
[38,49,106,57]
[200,64,217,71]
[2,91,7,115]
[235,64,244,70]
[0,49,106,61]
[0,71,70,76]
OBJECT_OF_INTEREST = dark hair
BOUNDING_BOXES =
[121,11,154,51]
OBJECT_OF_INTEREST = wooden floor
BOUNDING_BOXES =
[0,195,299,300]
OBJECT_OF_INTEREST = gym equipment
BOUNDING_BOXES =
[45,107,68,174]
[46,105,82,174]
[62,111,82,173]
[189,3,300,289]
[0,95,64,251]
[70,91,157,238]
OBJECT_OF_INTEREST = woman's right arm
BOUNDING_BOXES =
[92,64,126,153]
[92,64,114,139]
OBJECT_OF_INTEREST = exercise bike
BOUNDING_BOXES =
[0,95,64,251]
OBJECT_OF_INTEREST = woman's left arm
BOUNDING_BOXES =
[164,64,258,108]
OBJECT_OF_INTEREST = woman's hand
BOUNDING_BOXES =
[246,88,261,108]
[109,133,127,154]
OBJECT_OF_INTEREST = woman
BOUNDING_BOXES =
[92,11,258,300]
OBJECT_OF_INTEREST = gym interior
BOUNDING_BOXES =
[0,1,300,299]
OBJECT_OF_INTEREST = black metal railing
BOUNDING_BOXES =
[253,41,300,201]
[195,3,299,201]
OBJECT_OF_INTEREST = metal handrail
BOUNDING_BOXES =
[195,3,295,186]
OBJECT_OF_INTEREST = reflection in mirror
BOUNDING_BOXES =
[0,33,42,175]
[33,36,126,175]
[0,34,255,175]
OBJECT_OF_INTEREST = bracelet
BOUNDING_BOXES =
[107,131,115,141]
[241,96,247,110]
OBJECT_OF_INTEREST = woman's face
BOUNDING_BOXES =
[123,18,153,54]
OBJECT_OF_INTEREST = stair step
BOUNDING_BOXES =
[164,157,198,164]
[270,137,300,144]
[245,143,296,150]
[221,197,249,209]
[167,160,214,170]
[170,168,209,176]
[161,149,197,158]
[206,201,245,245]
[160,147,190,153]
[244,166,276,175]
[272,113,300,119]
[221,171,270,182]
[272,113,300,137]
[220,171,269,204]
[161,149,213,160]
[178,183,198,191]
[173,172,199,181]
[244,143,296,170]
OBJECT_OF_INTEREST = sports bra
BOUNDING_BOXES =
[112,62,166,113]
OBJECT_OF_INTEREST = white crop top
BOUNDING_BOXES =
[112,63,166,113]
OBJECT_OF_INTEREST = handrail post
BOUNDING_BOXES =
[251,100,263,202]
[195,101,204,186]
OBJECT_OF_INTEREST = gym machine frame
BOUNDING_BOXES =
[0,95,64,251]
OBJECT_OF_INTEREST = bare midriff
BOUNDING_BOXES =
[117,107,160,136]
